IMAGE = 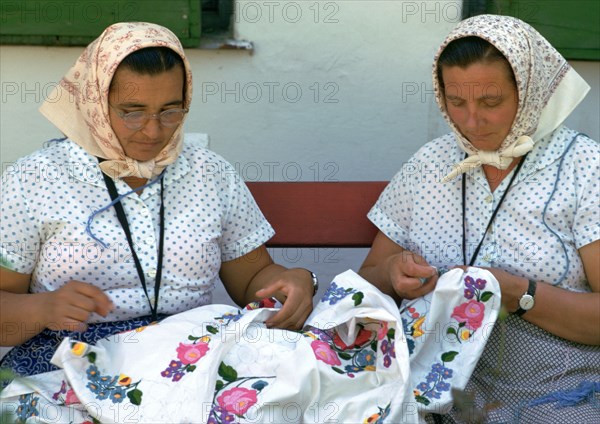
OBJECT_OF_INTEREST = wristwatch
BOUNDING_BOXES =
[514,279,537,316]
[306,270,319,296]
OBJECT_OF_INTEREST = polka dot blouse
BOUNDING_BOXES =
[368,126,599,292]
[1,139,275,321]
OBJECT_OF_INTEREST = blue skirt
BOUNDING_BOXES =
[0,315,169,378]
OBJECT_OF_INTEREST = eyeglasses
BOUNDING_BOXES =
[109,104,188,130]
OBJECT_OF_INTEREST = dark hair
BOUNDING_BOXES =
[119,46,184,75]
[437,36,516,88]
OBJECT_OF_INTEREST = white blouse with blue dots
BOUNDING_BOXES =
[368,126,599,292]
[1,139,274,322]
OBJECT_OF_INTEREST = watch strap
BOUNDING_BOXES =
[514,279,537,316]
[301,269,319,296]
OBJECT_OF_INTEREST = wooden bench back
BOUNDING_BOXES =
[246,181,387,248]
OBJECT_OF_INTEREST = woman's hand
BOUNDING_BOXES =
[382,250,439,300]
[42,280,113,332]
[359,231,437,302]
[1,267,113,345]
[255,268,314,330]
[220,245,314,331]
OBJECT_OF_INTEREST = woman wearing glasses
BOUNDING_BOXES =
[0,22,316,377]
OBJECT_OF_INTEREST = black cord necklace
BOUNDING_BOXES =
[462,154,528,266]
[101,172,165,321]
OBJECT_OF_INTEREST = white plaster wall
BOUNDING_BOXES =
[1,1,599,306]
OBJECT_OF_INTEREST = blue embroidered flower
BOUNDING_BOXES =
[356,349,376,367]
[16,394,40,422]
[321,282,355,305]
[417,382,430,392]
[437,381,451,392]
[426,372,439,383]
[441,367,453,379]
[431,363,445,373]
[86,364,100,381]
[110,387,127,403]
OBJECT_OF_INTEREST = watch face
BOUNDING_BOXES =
[519,294,535,310]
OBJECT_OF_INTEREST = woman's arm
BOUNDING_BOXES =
[358,231,438,303]
[0,267,113,346]
[483,240,599,346]
[219,245,314,330]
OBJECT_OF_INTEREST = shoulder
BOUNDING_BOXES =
[180,139,236,170]
[411,133,461,165]
[387,133,460,183]
[544,126,599,168]
[6,138,72,168]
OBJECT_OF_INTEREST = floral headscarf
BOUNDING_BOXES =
[40,22,193,179]
[434,14,590,183]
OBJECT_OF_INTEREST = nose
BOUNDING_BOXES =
[140,115,162,138]
[464,104,480,129]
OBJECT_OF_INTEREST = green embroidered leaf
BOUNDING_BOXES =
[441,351,459,362]
[218,362,238,382]
[338,352,352,360]
[480,291,494,302]
[187,335,199,341]
[215,380,224,391]
[352,292,364,306]
[415,395,430,405]
[186,365,196,372]
[332,367,345,374]
[371,341,378,351]
[447,327,457,335]
[127,389,143,406]
[387,328,395,339]
[206,325,219,335]
[86,352,97,364]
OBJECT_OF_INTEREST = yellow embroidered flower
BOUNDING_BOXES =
[200,336,211,343]
[459,328,471,341]
[412,316,426,338]
[118,374,132,386]
[364,412,381,423]
[70,342,88,357]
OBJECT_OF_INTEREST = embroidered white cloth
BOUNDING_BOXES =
[1,268,501,423]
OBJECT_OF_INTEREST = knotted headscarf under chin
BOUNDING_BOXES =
[433,15,590,183]
[39,22,193,179]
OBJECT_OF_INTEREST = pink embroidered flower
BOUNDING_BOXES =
[451,300,485,330]
[65,389,81,406]
[217,387,257,415]
[377,322,388,341]
[311,340,341,365]
[176,342,210,365]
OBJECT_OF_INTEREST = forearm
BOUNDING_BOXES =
[358,260,402,302]
[242,263,287,304]
[524,283,599,345]
[493,271,600,345]
[0,291,49,346]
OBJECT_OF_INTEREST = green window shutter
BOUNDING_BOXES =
[482,0,600,60]
[0,1,201,47]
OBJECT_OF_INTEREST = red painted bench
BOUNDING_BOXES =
[246,181,388,248]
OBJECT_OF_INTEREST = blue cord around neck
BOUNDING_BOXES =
[86,172,165,249]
